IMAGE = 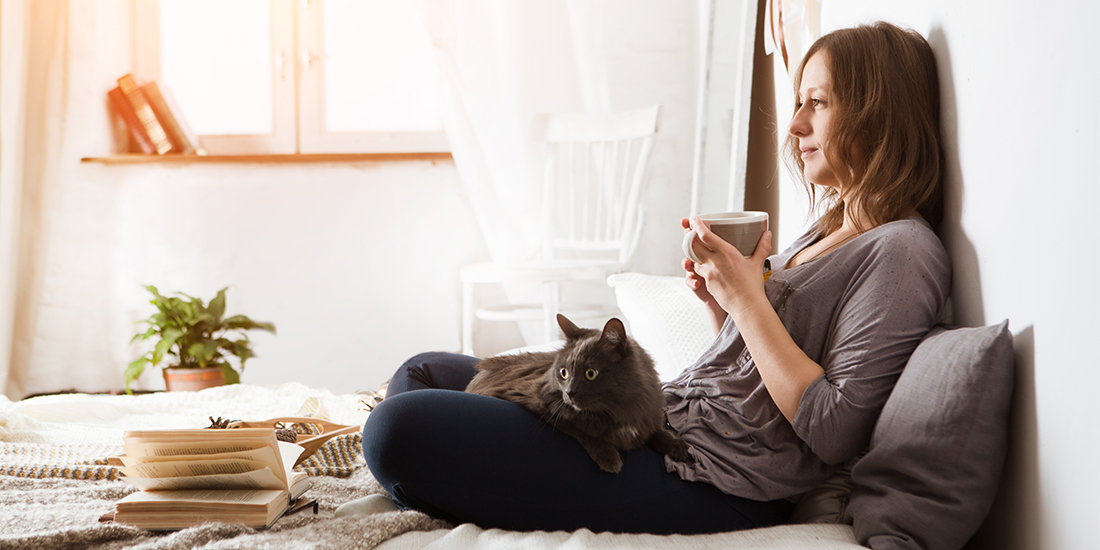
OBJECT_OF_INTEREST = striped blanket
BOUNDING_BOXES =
[0,433,365,481]
[0,383,452,550]
[0,382,371,481]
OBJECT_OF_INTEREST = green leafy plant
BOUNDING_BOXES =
[125,285,276,394]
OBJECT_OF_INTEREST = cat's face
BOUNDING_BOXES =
[548,315,632,413]
[553,348,607,412]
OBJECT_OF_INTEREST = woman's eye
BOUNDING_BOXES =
[559,368,569,380]
[585,368,598,381]
[810,98,824,107]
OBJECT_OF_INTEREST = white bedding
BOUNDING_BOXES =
[378,523,862,549]
[0,383,864,549]
[0,382,370,446]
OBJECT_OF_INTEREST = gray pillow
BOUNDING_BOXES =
[844,322,1015,550]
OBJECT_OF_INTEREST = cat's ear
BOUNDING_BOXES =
[557,314,585,340]
[599,318,629,355]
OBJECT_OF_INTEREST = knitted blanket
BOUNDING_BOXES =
[0,382,865,550]
[0,383,449,549]
[0,466,450,550]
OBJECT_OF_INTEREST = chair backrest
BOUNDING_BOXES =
[535,105,660,265]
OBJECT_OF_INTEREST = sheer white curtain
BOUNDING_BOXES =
[417,0,611,264]
[0,0,72,399]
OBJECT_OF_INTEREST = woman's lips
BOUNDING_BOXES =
[801,147,817,159]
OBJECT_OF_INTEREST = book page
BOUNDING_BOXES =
[123,428,276,456]
[121,458,268,480]
[123,428,274,442]
[118,428,306,495]
[277,441,304,477]
[119,445,291,488]
[121,465,285,492]
[118,444,280,466]
[116,488,284,506]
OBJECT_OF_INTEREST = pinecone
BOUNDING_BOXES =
[206,416,235,429]
[275,427,298,443]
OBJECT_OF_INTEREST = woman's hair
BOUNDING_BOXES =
[782,21,944,235]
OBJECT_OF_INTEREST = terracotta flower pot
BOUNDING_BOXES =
[162,366,225,392]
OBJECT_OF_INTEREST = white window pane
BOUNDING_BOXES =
[159,0,273,135]
[322,0,442,133]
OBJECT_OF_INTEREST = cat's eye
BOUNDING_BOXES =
[585,368,598,381]
[559,368,569,380]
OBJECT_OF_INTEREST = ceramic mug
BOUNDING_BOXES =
[682,211,769,262]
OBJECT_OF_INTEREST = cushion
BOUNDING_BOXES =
[789,451,862,524]
[844,322,1015,550]
[607,273,713,381]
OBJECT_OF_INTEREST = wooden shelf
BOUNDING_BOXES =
[80,152,453,165]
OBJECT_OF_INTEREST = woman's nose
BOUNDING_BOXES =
[788,104,809,137]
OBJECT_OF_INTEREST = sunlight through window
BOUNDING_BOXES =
[323,0,442,133]
[146,0,445,153]
[159,0,273,136]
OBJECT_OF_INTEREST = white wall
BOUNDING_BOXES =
[22,0,701,396]
[813,2,1099,549]
[31,158,486,396]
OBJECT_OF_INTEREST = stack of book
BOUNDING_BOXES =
[108,73,206,156]
[112,428,312,530]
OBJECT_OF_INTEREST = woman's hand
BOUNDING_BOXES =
[681,218,727,335]
[683,216,824,423]
[682,217,773,322]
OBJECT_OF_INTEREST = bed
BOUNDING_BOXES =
[0,274,1015,550]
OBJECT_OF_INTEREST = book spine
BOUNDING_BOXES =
[141,81,196,155]
[117,74,173,155]
[107,86,156,155]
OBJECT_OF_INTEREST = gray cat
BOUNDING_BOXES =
[466,314,693,473]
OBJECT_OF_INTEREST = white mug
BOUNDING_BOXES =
[682,211,769,262]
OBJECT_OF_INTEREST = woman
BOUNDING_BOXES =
[358,21,950,534]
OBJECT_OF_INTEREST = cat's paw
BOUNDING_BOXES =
[588,446,623,473]
[647,429,695,464]
[665,439,694,464]
[596,454,623,473]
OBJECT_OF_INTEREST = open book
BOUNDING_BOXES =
[113,428,312,530]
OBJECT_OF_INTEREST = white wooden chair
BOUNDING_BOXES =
[460,105,660,355]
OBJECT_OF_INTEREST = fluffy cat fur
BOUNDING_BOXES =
[466,314,693,473]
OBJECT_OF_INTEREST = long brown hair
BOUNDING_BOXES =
[783,22,944,235]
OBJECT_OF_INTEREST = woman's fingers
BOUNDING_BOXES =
[682,258,711,295]
[752,231,774,262]
[688,218,720,258]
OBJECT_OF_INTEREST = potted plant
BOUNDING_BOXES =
[125,285,276,394]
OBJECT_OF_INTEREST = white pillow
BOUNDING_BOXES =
[607,273,713,381]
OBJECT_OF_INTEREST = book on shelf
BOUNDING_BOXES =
[112,427,312,530]
[108,86,157,155]
[141,80,206,156]
[116,73,173,155]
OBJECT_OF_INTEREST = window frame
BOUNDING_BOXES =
[132,0,449,156]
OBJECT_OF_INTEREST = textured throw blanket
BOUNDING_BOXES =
[0,465,450,550]
[0,383,867,550]
[0,383,450,549]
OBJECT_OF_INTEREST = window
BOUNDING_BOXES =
[134,0,448,155]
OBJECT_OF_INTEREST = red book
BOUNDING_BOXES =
[108,86,156,154]
[142,81,200,155]
[117,74,173,154]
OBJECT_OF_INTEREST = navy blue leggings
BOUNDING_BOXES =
[361,352,794,534]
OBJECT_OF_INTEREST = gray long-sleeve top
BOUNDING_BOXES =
[663,217,951,501]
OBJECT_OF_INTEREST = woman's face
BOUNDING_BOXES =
[788,51,839,189]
